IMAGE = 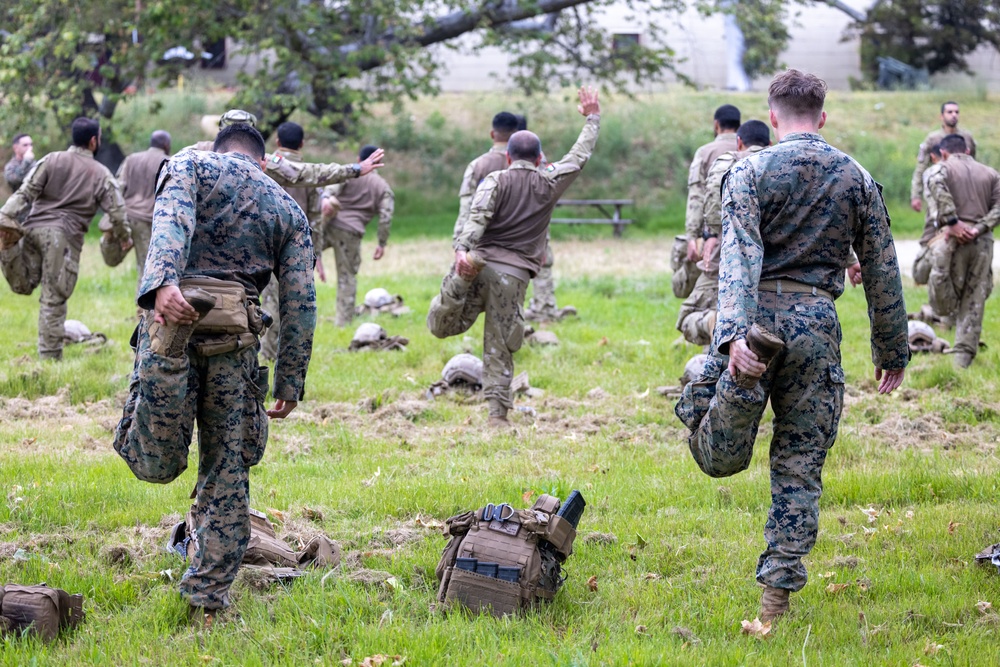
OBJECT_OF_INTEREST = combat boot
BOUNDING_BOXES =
[735,324,784,389]
[148,288,217,358]
[759,585,790,623]
[487,398,511,428]
[0,216,23,251]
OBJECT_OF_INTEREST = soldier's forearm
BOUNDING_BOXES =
[557,115,601,169]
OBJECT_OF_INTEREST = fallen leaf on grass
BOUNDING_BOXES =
[267,508,286,523]
[643,573,661,581]
[634,625,647,635]
[905,510,915,519]
[362,467,381,487]
[413,515,443,530]
[302,506,324,522]
[818,572,836,579]
[825,583,851,594]
[861,506,881,523]
[672,626,700,643]
[341,660,352,667]
[597,337,608,347]
[358,656,406,667]
[924,641,944,656]
[522,489,535,504]
[20,438,35,446]
[947,521,962,535]
[587,575,598,592]
[977,601,993,614]
[740,618,772,638]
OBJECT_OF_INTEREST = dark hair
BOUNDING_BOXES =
[768,69,827,122]
[928,142,942,158]
[214,124,266,159]
[514,114,528,132]
[714,104,741,131]
[357,145,378,161]
[276,122,305,150]
[71,117,101,148]
[11,134,29,146]
[492,112,519,139]
[941,101,959,114]
[507,131,541,162]
[940,134,967,154]
[736,120,771,148]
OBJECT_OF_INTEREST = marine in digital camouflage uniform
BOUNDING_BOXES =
[321,144,394,327]
[677,120,770,348]
[260,122,324,360]
[113,124,316,615]
[429,86,601,425]
[675,70,908,622]
[4,133,35,192]
[117,130,171,283]
[925,134,1000,368]
[910,101,975,213]
[0,118,130,360]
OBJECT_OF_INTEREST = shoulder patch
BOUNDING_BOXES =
[271,155,283,165]
[545,163,557,172]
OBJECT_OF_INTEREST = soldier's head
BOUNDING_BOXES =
[736,120,771,151]
[71,117,101,152]
[940,101,960,128]
[506,130,542,166]
[713,104,741,135]
[928,142,942,165]
[276,122,305,150]
[767,69,827,133]
[218,109,257,130]
[11,134,32,159]
[359,145,379,161]
[214,123,266,165]
[150,130,171,155]
[490,112,519,143]
[514,114,528,132]
[939,133,969,158]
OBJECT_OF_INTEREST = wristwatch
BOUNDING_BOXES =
[350,163,361,177]
[940,215,958,227]
[702,229,718,240]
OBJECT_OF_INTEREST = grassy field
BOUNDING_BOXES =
[0,230,998,665]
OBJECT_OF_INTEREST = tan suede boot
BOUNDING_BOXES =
[735,324,784,389]
[759,586,790,623]
[148,288,217,358]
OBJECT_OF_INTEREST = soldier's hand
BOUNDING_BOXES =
[24,149,34,162]
[577,85,600,117]
[910,197,922,212]
[455,250,477,280]
[875,367,905,394]
[702,236,718,265]
[267,399,297,419]
[154,285,199,325]
[952,221,977,244]
[686,238,701,262]
[315,255,327,283]
[321,198,336,218]
[359,148,385,175]
[373,245,385,261]
[846,262,862,287]
[728,338,767,379]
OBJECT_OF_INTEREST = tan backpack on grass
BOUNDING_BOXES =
[1,584,84,640]
[436,492,583,618]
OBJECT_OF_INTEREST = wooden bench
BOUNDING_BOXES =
[553,199,634,238]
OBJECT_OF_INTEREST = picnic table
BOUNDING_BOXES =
[553,199,634,238]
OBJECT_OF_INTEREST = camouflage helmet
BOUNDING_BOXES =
[219,109,257,129]
[907,320,935,344]
[352,322,387,345]
[680,353,711,388]
[442,353,483,386]
[363,287,395,309]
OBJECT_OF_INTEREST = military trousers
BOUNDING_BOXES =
[131,216,153,284]
[0,227,81,359]
[527,242,557,318]
[329,226,363,327]
[113,315,268,609]
[913,243,932,286]
[674,291,845,592]
[930,234,993,362]
[259,276,280,362]
[427,265,527,415]
[676,271,719,347]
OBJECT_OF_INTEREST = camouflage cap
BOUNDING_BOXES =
[219,109,258,129]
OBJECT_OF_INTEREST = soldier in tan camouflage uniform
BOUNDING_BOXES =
[683,104,741,265]
[675,70,908,623]
[0,118,131,360]
[452,112,519,243]
[925,134,1000,368]
[429,86,601,426]
[117,130,171,282]
[4,134,35,192]
[910,101,976,213]
[909,144,955,326]
[260,122,324,360]
[677,120,771,347]
[113,124,316,621]
[320,145,394,327]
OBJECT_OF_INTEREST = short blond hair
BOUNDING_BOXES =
[768,69,827,121]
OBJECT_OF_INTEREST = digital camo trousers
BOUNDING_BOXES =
[427,264,527,415]
[113,315,268,609]
[674,291,845,592]
[259,275,280,362]
[330,227,363,327]
[929,234,993,361]
[0,227,81,359]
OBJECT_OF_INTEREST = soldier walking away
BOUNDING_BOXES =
[4,133,35,192]
[116,130,171,282]
[910,101,976,213]
[320,145,394,327]
[683,104,741,266]
[428,86,601,427]
[0,118,131,360]
[675,69,909,623]
[259,122,324,360]
[677,119,771,348]
[925,134,1000,368]
[452,112,519,244]
[113,123,316,624]
[909,143,955,326]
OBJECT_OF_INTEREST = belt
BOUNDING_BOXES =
[758,279,833,300]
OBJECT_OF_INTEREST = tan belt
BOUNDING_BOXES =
[758,279,833,300]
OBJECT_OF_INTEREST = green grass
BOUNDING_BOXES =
[0,234,999,665]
